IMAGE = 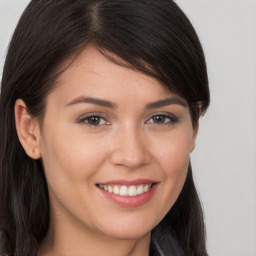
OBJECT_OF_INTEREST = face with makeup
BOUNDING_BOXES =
[16,45,198,253]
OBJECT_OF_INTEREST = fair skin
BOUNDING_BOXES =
[15,45,198,256]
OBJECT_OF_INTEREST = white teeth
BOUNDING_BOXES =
[99,183,153,197]
[128,185,137,196]
[108,185,113,193]
[120,186,128,196]
[137,185,144,195]
[144,184,149,192]
[113,185,119,194]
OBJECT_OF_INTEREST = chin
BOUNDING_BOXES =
[106,227,151,241]
[97,215,156,240]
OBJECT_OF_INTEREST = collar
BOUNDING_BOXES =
[150,225,185,256]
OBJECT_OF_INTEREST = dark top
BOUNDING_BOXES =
[150,225,185,256]
[0,232,6,255]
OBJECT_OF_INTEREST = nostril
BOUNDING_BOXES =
[110,148,151,169]
[109,128,151,168]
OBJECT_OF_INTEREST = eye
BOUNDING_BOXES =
[147,114,177,125]
[77,115,109,126]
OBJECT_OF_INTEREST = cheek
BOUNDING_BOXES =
[151,130,191,211]
[41,131,108,184]
[160,142,189,193]
[153,130,192,173]
[39,127,111,222]
[39,120,99,195]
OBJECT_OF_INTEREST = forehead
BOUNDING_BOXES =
[50,45,179,105]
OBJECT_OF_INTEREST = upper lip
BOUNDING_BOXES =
[97,179,158,186]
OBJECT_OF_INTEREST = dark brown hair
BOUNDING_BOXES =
[0,0,210,255]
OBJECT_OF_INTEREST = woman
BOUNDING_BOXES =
[0,0,210,255]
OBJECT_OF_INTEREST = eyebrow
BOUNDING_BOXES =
[145,97,187,109]
[65,96,187,109]
[65,96,117,108]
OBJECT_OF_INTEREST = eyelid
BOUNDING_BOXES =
[146,112,178,125]
[76,113,110,126]
[75,112,178,127]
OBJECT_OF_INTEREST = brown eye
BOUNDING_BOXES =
[147,114,177,125]
[152,115,166,123]
[87,116,101,125]
[78,115,109,126]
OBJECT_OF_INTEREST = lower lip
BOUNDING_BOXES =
[97,184,158,208]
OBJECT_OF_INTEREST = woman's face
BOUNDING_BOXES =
[37,45,197,240]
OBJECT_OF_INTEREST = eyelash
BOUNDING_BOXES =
[77,113,178,127]
[77,114,110,127]
[146,113,178,125]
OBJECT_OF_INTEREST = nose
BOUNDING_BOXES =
[110,125,151,170]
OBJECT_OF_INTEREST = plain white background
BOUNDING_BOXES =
[0,1,256,255]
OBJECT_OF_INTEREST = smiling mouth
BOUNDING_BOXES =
[97,183,154,197]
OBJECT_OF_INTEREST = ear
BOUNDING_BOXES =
[14,99,41,159]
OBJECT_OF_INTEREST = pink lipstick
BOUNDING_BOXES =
[96,179,158,208]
